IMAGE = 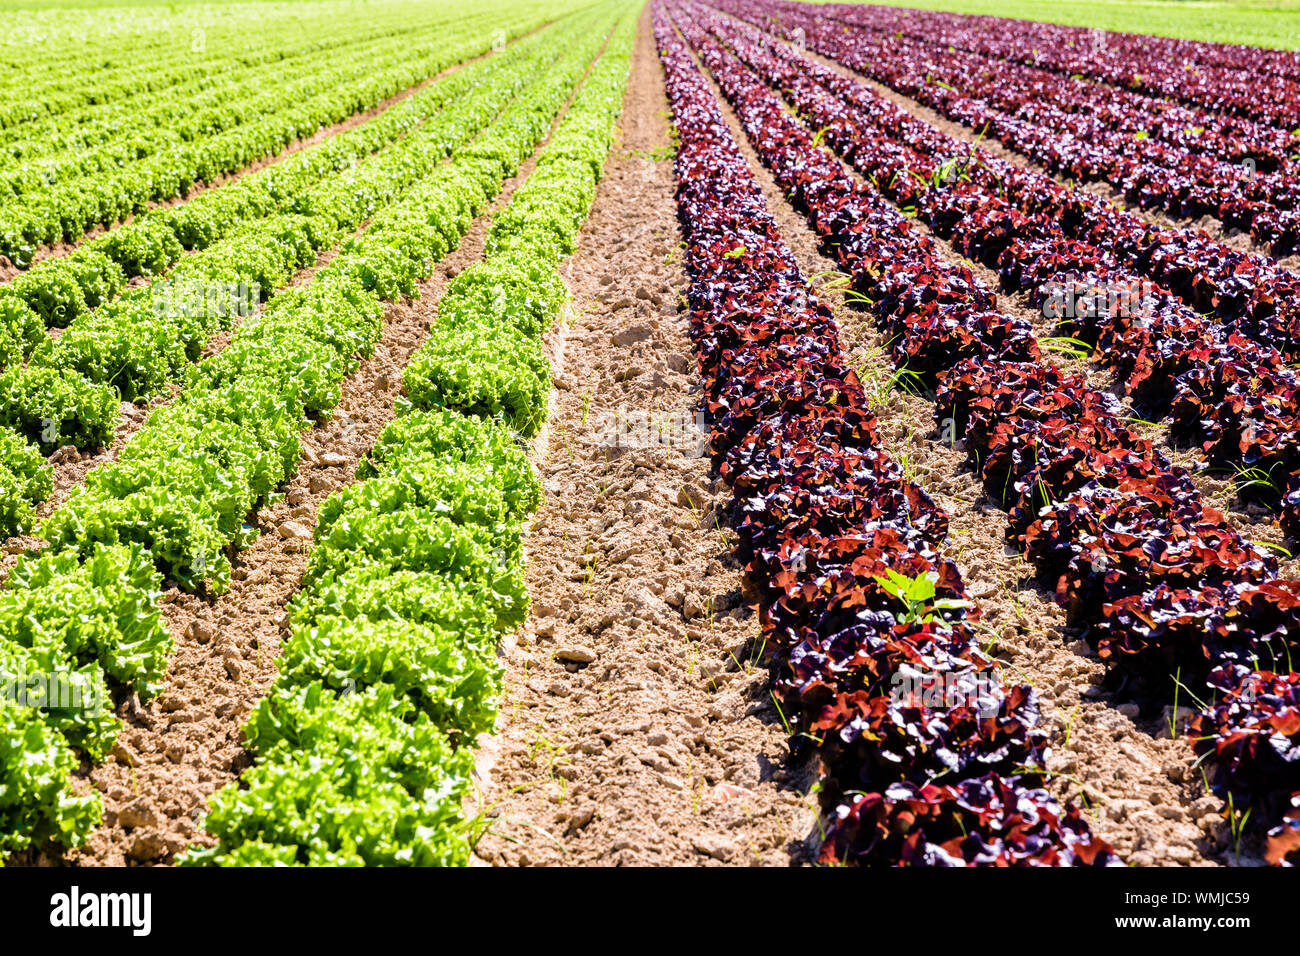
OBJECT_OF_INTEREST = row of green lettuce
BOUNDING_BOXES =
[186,8,637,867]
[0,4,620,865]
[0,2,572,267]
[0,0,484,131]
[0,25,547,360]
[0,6,522,202]
[1,7,461,162]
[1,31,429,202]
[0,23,494,335]
[0,17,581,543]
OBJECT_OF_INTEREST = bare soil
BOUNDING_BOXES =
[472,7,817,867]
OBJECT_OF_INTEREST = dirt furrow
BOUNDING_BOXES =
[473,8,816,868]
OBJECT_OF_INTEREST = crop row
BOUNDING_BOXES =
[724,0,1300,355]
[0,3,568,267]
[799,1,1299,170]
[43,6,610,597]
[0,3,621,864]
[186,5,636,866]
[0,12,562,335]
[727,0,1300,253]
[656,2,1116,866]
[673,6,1300,864]
[0,21,585,542]
[0,2,485,167]
[0,0,486,131]
[0,31,434,202]
[809,2,1300,133]
[698,2,1300,531]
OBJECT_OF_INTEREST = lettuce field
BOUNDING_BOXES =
[0,0,1298,875]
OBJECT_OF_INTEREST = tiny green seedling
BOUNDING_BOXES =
[873,569,973,624]
[1038,335,1093,360]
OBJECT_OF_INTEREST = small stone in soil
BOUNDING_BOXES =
[691,834,734,862]
[117,801,158,830]
[555,645,596,664]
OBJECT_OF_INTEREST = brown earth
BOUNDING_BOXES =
[472,6,817,868]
